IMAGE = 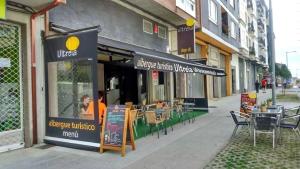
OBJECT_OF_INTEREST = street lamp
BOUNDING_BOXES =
[286,50,296,68]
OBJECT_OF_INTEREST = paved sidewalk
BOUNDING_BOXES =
[0,90,276,169]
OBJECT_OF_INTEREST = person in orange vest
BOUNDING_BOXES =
[81,91,107,124]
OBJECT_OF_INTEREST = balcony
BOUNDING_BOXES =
[248,22,255,35]
[259,55,266,63]
[257,19,265,32]
[259,38,266,49]
[247,0,253,10]
[247,0,254,16]
[257,2,265,20]
[124,0,194,26]
[249,46,256,56]
[7,0,60,10]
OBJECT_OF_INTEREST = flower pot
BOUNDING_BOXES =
[267,101,272,107]
[261,106,267,112]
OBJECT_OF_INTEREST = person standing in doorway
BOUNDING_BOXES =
[255,80,260,93]
[97,91,106,125]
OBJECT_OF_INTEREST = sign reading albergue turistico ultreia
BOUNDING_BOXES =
[134,55,226,76]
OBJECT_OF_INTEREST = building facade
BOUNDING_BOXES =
[0,0,273,152]
[197,0,241,98]
[0,0,65,153]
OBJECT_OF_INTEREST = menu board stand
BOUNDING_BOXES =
[100,105,135,157]
[240,92,257,115]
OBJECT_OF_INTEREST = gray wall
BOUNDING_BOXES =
[201,0,240,48]
[49,0,168,52]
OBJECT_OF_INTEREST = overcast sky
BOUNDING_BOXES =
[272,0,300,77]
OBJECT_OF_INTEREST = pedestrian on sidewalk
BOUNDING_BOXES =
[255,80,260,93]
[261,78,267,93]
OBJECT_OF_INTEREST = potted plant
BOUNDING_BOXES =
[267,98,273,107]
[260,102,267,112]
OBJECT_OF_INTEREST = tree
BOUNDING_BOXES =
[275,63,292,80]
[279,64,292,80]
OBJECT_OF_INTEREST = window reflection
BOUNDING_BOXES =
[48,60,94,120]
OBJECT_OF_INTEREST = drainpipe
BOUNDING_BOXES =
[30,0,65,144]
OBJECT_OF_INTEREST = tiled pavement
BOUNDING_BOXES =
[0,89,297,169]
[204,128,300,169]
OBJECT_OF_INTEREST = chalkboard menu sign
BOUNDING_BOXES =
[103,105,126,146]
[100,105,135,157]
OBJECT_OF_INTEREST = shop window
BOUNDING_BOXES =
[48,60,94,120]
[143,19,153,34]
[158,26,167,39]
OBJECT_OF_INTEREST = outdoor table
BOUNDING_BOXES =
[251,108,283,143]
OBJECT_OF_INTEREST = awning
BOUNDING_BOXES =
[134,52,225,76]
[97,36,226,76]
[50,24,226,76]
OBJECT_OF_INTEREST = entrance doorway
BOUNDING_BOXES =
[104,64,138,105]
[0,22,24,152]
[231,67,236,94]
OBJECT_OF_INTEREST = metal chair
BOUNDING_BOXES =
[253,116,277,148]
[230,111,251,138]
[283,106,300,117]
[280,114,300,138]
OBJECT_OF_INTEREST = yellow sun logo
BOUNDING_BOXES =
[248,92,257,99]
[66,36,80,51]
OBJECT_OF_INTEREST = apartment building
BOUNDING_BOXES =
[197,0,240,98]
[256,0,268,67]
[237,0,258,92]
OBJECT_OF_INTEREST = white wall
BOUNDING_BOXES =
[231,54,240,91]
[35,16,46,144]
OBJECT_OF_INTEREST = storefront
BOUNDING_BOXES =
[43,25,226,150]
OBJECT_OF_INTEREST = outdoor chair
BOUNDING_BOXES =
[283,106,300,117]
[162,107,173,134]
[136,99,147,125]
[125,102,134,110]
[230,111,251,138]
[280,114,300,138]
[130,109,138,137]
[253,116,277,148]
[145,111,165,138]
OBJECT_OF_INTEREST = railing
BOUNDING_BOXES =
[249,46,256,56]
[257,19,265,31]
[259,38,266,47]
[248,22,255,33]
[259,55,266,63]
